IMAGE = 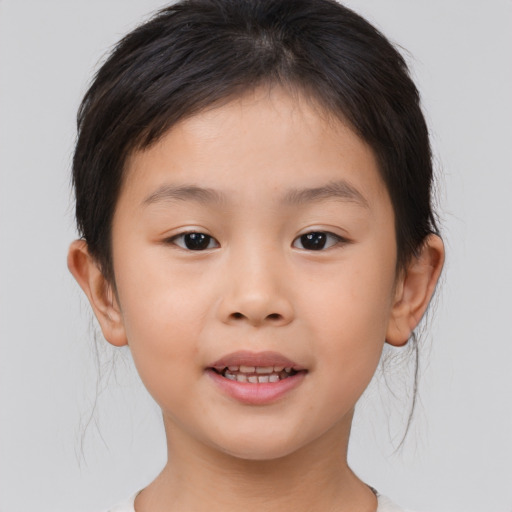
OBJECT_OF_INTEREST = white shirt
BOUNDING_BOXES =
[107,492,410,512]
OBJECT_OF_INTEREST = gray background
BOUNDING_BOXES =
[1,1,511,511]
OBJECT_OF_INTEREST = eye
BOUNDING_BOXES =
[169,232,219,251]
[292,231,345,251]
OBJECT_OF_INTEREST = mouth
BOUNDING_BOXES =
[206,350,307,405]
[207,350,307,382]
[210,365,301,383]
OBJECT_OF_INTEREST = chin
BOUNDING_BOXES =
[221,445,298,462]
[209,428,308,462]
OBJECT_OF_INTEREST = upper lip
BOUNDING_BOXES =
[208,350,306,371]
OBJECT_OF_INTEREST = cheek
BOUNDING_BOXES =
[301,245,397,394]
[113,249,213,401]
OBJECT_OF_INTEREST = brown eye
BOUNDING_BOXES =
[171,232,219,251]
[292,232,343,251]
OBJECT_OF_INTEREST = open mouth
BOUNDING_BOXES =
[211,365,301,383]
[207,352,307,404]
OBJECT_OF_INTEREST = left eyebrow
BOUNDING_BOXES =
[283,180,369,209]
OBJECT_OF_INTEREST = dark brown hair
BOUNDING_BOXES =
[72,0,439,285]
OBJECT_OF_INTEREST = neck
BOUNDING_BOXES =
[135,413,377,512]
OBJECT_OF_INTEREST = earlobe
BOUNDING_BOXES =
[67,240,128,347]
[386,234,445,347]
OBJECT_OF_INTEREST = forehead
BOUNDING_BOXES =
[121,87,390,212]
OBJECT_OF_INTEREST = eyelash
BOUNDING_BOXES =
[292,231,346,251]
[168,231,220,251]
[166,231,348,252]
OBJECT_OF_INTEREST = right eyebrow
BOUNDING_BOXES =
[142,184,227,207]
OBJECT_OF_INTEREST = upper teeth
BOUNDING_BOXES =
[228,365,291,373]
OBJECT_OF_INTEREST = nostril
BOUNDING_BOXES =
[230,312,282,322]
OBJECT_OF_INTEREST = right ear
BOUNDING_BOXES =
[67,240,127,347]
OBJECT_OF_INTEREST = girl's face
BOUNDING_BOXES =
[109,88,401,460]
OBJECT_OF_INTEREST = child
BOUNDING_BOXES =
[67,0,444,510]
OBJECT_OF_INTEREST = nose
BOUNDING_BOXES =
[217,250,294,328]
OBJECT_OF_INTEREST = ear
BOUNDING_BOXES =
[386,234,445,347]
[67,240,127,347]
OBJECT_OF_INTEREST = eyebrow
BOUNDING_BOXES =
[283,180,369,208]
[143,184,227,207]
[142,180,369,209]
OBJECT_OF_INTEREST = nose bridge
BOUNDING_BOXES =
[218,239,294,327]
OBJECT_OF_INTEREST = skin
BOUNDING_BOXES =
[68,87,444,512]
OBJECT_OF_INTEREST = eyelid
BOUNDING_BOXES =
[166,230,220,250]
[163,228,349,251]
[292,230,349,250]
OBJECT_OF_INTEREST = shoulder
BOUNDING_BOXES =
[377,494,418,512]
[103,492,138,512]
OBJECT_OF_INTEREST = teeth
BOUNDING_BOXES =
[220,365,299,383]
[226,365,291,374]
[223,370,286,383]
[256,366,274,374]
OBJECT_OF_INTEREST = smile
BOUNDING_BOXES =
[215,365,297,383]
[206,351,307,405]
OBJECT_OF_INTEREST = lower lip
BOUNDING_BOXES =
[206,369,306,405]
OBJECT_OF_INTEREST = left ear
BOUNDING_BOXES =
[386,234,445,347]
